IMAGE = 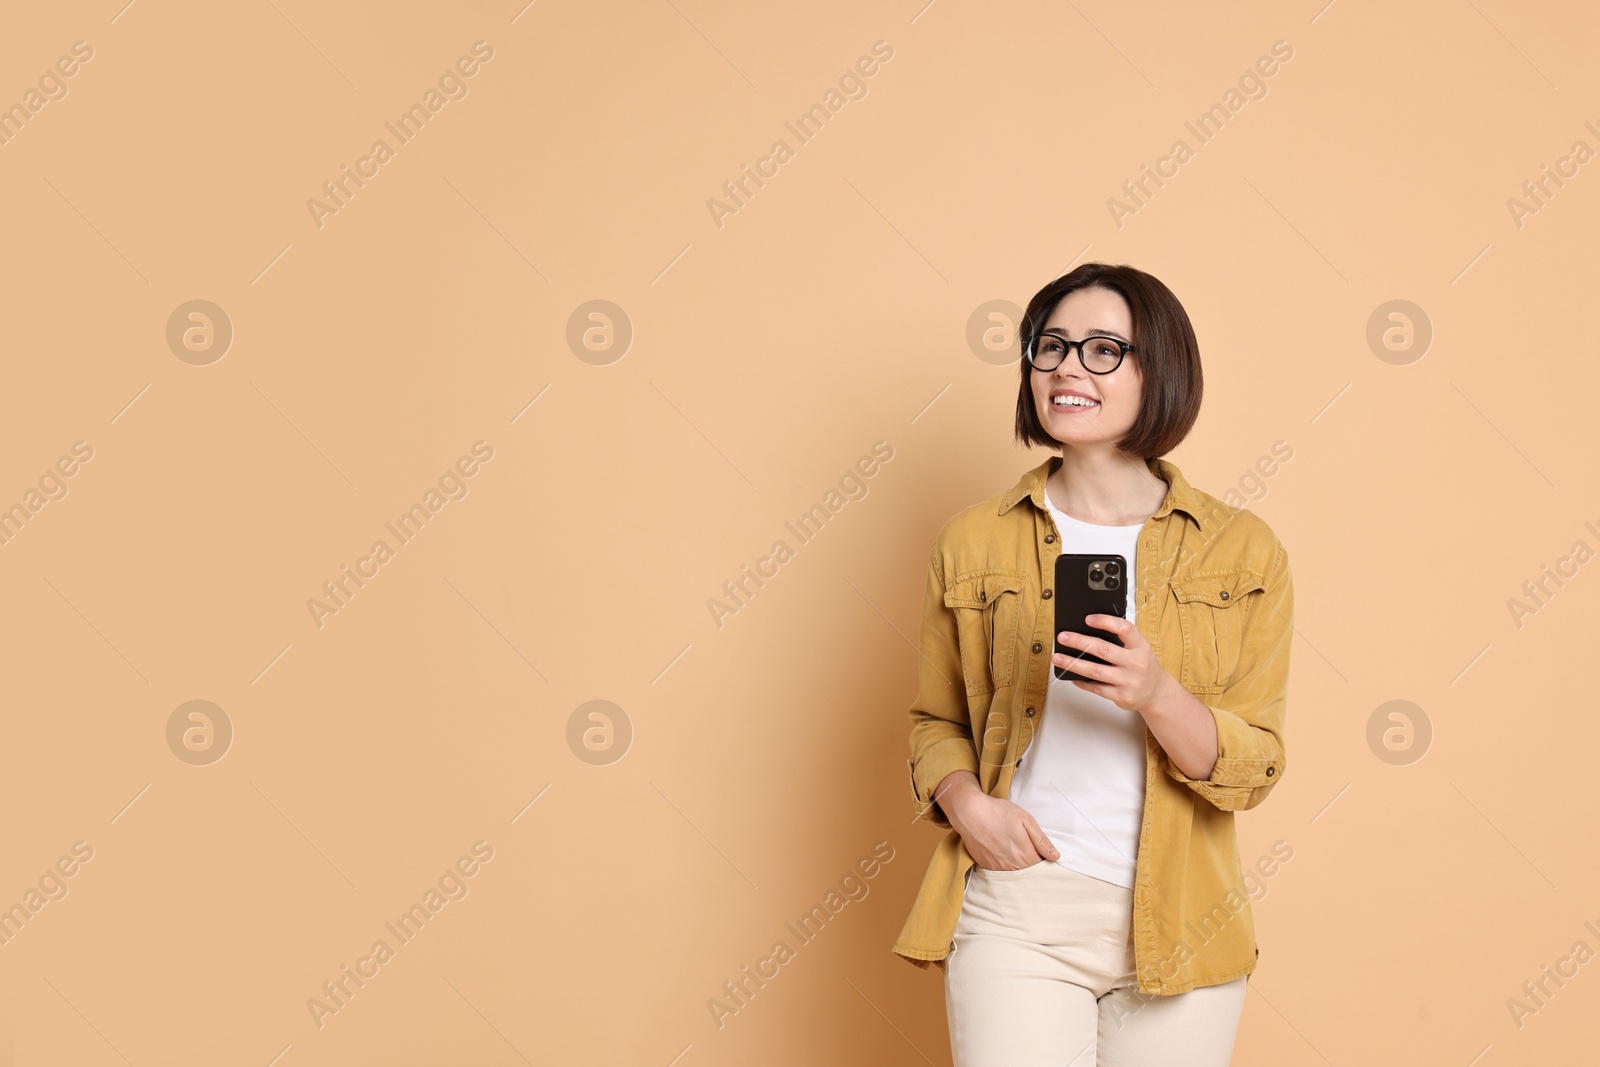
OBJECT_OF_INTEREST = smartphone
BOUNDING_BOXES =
[1053,553,1128,683]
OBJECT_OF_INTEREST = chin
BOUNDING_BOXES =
[1044,412,1098,432]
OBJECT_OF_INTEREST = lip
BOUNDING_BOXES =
[1049,388,1100,411]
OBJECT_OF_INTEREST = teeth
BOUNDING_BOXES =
[1053,395,1098,407]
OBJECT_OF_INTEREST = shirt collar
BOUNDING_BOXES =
[997,454,1209,531]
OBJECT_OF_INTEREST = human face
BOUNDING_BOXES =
[1029,286,1142,451]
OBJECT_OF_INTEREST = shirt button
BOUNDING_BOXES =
[1220,590,1230,601]
[979,591,987,603]
[1045,533,1056,543]
[1265,766,1275,776]
[1031,642,1043,654]
[1042,589,1052,600]
[1025,707,1036,718]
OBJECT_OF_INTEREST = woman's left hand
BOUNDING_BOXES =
[1054,615,1174,717]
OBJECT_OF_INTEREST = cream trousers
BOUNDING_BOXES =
[945,860,1248,1066]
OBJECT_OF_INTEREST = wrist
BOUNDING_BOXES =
[934,771,983,822]
[1139,670,1182,720]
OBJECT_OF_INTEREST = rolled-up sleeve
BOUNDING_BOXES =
[907,543,978,828]
[1166,539,1294,812]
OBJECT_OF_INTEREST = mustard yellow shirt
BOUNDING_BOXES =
[892,454,1294,995]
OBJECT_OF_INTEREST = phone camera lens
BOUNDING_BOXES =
[1106,576,1120,589]
[1105,561,1120,574]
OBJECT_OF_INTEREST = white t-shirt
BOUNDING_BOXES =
[1005,494,1147,889]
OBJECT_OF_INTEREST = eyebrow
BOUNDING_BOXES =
[1040,327,1130,341]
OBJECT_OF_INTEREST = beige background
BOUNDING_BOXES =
[0,0,1596,1064]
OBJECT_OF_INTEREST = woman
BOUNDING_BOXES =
[891,263,1295,1066]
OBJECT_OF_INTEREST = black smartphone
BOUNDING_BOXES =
[1053,553,1128,683]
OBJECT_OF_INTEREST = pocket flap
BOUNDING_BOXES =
[944,570,1027,609]
[1171,569,1265,607]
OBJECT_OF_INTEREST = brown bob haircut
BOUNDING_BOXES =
[1014,262,1203,459]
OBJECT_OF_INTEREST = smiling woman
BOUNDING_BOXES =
[895,262,1295,1067]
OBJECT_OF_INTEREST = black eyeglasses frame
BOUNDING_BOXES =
[1023,331,1138,375]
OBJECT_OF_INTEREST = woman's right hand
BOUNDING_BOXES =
[936,770,1060,872]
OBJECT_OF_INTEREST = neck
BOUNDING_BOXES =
[1046,451,1168,526]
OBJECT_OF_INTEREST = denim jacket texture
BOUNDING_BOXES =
[892,454,1294,995]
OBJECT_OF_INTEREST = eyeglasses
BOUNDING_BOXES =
[1024,332,1136,374]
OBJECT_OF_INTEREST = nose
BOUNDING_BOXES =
[1053,358,1086,381]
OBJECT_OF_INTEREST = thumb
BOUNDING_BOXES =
[1024,816,1060,861]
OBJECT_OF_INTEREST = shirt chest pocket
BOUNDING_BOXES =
[944,570,1028,696]
[1170,568,1266,694]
